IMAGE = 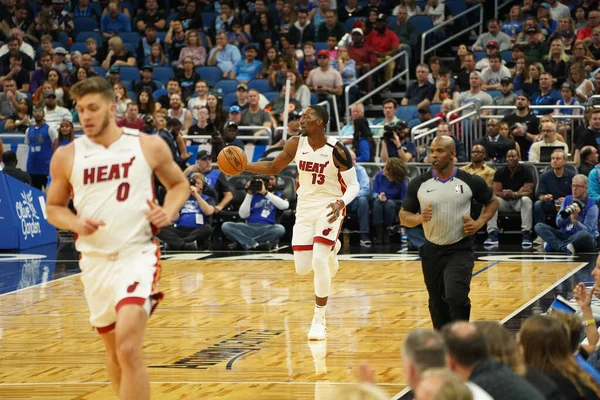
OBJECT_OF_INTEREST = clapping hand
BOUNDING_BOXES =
[574,283,597,310]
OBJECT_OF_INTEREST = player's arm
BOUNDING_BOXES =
[141,134,190,223]
[46,145,104,234]
[244,136,299,175]
[332,142,359,209]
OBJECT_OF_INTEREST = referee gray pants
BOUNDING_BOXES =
[419,237,474,330]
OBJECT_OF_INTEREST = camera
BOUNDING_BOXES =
[559,199,585,218]
[250,175,269,194]
[383,123,397,140]
[189,177,196,186]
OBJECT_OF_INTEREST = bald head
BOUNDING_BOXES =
[431,135,456,152]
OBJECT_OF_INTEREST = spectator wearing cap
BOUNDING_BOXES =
[51,47,69,76]
[555,82,581,123]
[288,9,315,47]
[232,83,250,111]
[307,50,343,101]
[502,93,540,161]
[134,0,166,33]
[317,9,345,42]
[402,64,435,109]
[230,45,262,83]
[117,102,144,131]
[365,14,399,83]
[523,26,550,64]
[453,72,493,115]
[100,2,131,38]
[213,121,245,157]
[208,32,242,78]
[577,10,600,43]
[134,65,158,95]
[107,65,121,85]
[0,51,30,92]
[1,151,31,185]
[43,90,71,130]
[187,80,209,120]
[531,72,561,116]
[473,19,512,52]
[188,106,218,143]
[49,0,74,35]
[0,78,26,122]
[184,150,233,213]
[25,107,58,190]
[537,3,557,37]
[241,89,273,136]
[481,54,512,91]
[493,77,517,117]
[347,28,377,94]
[475,41,505,72]
[227,105,243,125]
[176,57,201,102]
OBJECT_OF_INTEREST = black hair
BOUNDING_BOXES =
[167,118,182,129]
[352,117,376,161]
[2,151,17,166]
[308,105,329,128]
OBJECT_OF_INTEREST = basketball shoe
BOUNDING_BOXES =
[328,240,341,278]
[308,315,327,340]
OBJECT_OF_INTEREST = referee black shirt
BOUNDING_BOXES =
[402,169,494,245]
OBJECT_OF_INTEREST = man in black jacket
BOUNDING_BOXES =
[476,118,516,162]
[1,151,31,185]
[288,9,315,48]
[443,321,544,400]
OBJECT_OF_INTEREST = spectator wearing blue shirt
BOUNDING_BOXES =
[381,121,417,163]
[352,117,376,162]
[208,32,242,78]
[221,175,289,250]
[373,158,409,244]
[347,150,372,247]
[501,6,523,40]
[534,174,598,253]
[230,44,262,83]
[534,149,575,228]
[100,2,131,39]
[531,72,561,115]
[25,107,58,190]
[157,173,215,250]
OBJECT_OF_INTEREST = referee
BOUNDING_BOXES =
[400,136,498,329]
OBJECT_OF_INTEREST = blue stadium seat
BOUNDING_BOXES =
[315,42,328,52]
[345,17,366,32]
[445,1,466,16]
[153,89,167,101]
[248,79,274,93]
[128,90,136,100]
[93,66,106,76]
[153,80,165,89]
[58,31,70,47]
[124,42,136,54]
[76,31,103,45]
[474,51,485,61]
[263,92,280,102]
[166,13,179,26]
[156,31,167,42]
[119,66,141,81]
[500,50,512,63]
[486,90,501,99]
[121,1,134,17]
[310,92,318,105]
[408,15,433,35]
[196,66,222,86]
[430,103,441,115]
[120,32,141,47]
[89,2,102,16]
[408,118,421,129]
[152,67,175,83]
[387,16,396,27]
[202,12,218,28]
[396,105,418,121]
[74,16,98,36]
[214,79,239,95]
[121,80,133,91]
[70,42,88,54]
[0,119,6,133]
[222,92,238,108]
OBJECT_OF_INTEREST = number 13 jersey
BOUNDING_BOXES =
[70,129,155,255]
[294,136,347,214]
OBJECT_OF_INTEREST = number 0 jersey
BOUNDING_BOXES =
[70,129,155,255]
[294,136,347,214]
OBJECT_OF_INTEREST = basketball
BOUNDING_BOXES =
[217,146,247,176]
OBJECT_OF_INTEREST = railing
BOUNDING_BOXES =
[344,50,410,123]
[495,0,517,20]
[411,117,444,150]
[421,4,484,65]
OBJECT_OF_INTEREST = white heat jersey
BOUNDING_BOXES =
[294,136,347,214]
[70,128,155,255]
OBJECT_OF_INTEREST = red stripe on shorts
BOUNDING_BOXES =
[97,322,116,334]
[292,244,314,251]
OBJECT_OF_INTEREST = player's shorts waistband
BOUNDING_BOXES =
[81,244,158,261]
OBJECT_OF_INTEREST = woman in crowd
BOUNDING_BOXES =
[352,117,376,163]
[498,121,522,158]
[543,38,571,88]
[372,158,408,244]
[148,43,169,67]
[207,92,227,132]
[113,82,132,120]
[512,56,529,91]
[177,29,207,68]
[285,71,311,109]
[53,120,75,151]
[137,90,158,120]
[4,98,31,133]
[523,62,543,97]
[101,36,136,70]
[568,62,593,102]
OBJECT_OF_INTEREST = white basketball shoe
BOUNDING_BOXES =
[308,315,327,340]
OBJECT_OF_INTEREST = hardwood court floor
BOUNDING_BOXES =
[0,257,585,399]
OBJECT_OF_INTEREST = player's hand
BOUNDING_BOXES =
[146,199,172,228]
[421,201,433,222]
[463,214,479,236]
[326,200,344,224]
[574,283,596,310]
[74,218,105,236]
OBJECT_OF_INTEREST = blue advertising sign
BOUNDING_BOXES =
[0,244,58,295]
[0,172,57,250]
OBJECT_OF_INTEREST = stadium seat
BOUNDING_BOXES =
[474,51,486,61]
[92,66,106,76]
[387,16,396,27]
[166,13,179,26]
[156,31,167,42]
[500,50,512,63]
[121,80,133,91]
[0,119,7,133]
[408,165,420,180]
[120,32,141,47]
[408,15,433,35]
[280,164,298,179]
[153,80,165,89]
[222,92,238,108]
[152,67,175,83]
[445,1,467,16]
[124,42,136,54]
[58,31,70,47]
[263,92,280,102]
[73,16,98,36]
[121,1,134,17]
[70,42,88,54]
[486,90,501,99]
[408,118,420,129]
[214,79,239,95]
[248,79,274,93]
[119,66,141,81]
[315,42,328,52]
[76,31,103,45]
[396,105,417,121]
[430,103,441,115]
[196,66,222,86]
[153,89,167,101]
[361,164,382,178]
[310,92,318,105]
[202,12,218,28]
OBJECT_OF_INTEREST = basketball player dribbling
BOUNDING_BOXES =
[243,105,359,340]
[46,77,190,400]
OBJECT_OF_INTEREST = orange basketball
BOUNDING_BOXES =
[217,146,247,176]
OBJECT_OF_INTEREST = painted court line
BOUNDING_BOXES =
[0,381,407,387]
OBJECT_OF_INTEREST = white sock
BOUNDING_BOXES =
[315,304,327,319]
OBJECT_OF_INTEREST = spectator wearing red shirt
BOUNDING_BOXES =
[117,102,144,130]
[576,10,600,44]
[348,27,377,93]
[365,14,399,83]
